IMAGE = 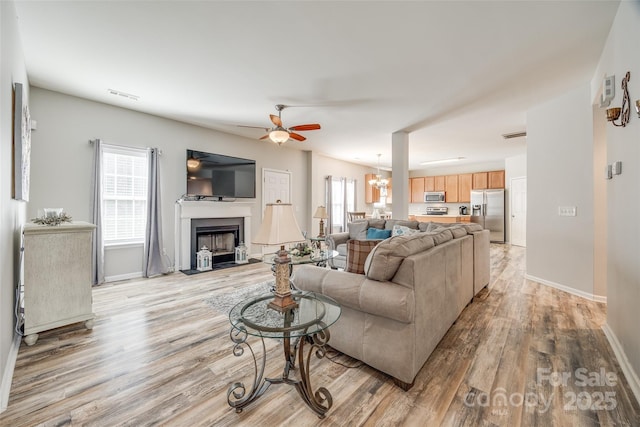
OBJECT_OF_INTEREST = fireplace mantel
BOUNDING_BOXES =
[175,200,254,271]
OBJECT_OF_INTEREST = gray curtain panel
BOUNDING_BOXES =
[143,147,169,277]
[325,175,334,235]
[90,139,105,285]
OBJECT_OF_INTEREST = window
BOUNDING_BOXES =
[327,176,356,233]
[102,145,148,245]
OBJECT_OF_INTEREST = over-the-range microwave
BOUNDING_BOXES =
[424,191,446,202]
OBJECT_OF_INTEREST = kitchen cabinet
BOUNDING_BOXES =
[365,174,393,204]
[424,176,435,192]
[22,221,96,346]
[473,170,505,189]
[386,178,393,203]
[473,172,488,189]
[365,173,380,204]
[488,170,505,189]
[458,173,472,203]
[434,176,445,192]
[445,175,459,203]
[414,215,470,224]
[409,177,425,203]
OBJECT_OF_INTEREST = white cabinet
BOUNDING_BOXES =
[22,221,96,345]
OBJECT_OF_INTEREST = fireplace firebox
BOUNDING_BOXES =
[190,217,244,270]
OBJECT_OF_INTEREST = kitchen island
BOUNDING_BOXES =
[410,214,471,224]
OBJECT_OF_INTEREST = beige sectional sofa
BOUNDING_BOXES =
[293,223,490,389]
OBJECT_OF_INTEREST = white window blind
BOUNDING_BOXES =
[102,145,148,244]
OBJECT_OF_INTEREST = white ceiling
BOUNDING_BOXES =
[14,1,619,170]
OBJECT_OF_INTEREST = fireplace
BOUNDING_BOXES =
[190,217,244,269]
[175,200,254,271]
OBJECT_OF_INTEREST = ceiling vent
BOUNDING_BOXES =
[108,89,139,101]
[502,131,527,140]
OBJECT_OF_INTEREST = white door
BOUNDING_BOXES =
[510,176,527,247]
[261,169,292,254]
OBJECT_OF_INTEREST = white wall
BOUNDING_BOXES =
[0,0,29,411]
[592,0,640,401]
[526,83,595,297]
[28,88,309,278]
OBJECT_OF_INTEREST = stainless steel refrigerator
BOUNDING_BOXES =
[470,189,505,242]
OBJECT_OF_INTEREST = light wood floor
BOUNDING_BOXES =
[2,245,639,426]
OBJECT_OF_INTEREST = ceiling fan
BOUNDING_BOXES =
[241,104,321,145]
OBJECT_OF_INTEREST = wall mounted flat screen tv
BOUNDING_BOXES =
[186,149,256,199]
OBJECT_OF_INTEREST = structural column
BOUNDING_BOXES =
[391,132,409,219]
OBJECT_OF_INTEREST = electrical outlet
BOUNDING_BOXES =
[558,206,577,217]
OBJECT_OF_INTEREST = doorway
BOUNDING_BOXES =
[510,176,527,247]
[261,168,292,254]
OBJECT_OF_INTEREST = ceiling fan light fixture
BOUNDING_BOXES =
[187,157,200,169]
[269,128,290,144]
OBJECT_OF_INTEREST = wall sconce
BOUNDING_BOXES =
[606,71,630,127]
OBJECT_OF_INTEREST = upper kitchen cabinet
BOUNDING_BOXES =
[386,178,393,204]
[472,170,504,189]
[458,173,472,203]
[424,176,435,192]
[434,176,445,192]
[488,170,505,189]
[410,177,425,203]
[365,173,380,204]
[445,175,459,203]
[366,174,393,203]
[472,172,488,189]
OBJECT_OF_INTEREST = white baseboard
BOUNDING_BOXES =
[525,274,607,303]
[105,272,143,283]
[602,324,640,406]
[0,333,21,413]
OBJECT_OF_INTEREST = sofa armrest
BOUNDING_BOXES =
[293,265,414,323]
[326,232,350,251]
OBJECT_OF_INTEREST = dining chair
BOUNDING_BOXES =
[347,211,366,222]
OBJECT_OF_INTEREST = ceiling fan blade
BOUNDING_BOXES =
[270,114,282,127]
[289,123,321,131]
[259,134,270,140]
[238,124,269,130]
[288,132,306,142]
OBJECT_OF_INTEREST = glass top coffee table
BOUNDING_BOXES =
[264,249,339,269]
[227,291,341,418]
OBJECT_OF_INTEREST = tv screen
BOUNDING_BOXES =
[186,149,256,199]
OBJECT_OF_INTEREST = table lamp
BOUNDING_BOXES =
[253,201,305,311]
[313,205,328,237]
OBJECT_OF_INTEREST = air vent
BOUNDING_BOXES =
[107,89,139,101]
[502,131,527,140]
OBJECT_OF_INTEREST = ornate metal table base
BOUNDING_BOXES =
[227,319,333,418]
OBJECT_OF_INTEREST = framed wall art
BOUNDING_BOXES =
[12,82,31,201]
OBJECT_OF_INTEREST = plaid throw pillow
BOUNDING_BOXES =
[346,239,381,274]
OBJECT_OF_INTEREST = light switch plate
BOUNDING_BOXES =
[558,206,577,217]
[605,165,612,180]
[612,161,622,175]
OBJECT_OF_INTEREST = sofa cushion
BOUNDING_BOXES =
[346,239,381,274]
[384,219,419,230]
[449,226,467,239]
[367,218,386,229]
[364,233,436,281]
[348,220,369,240]
[391,224,420,237]
[336,243,347,257]
[366,228,391,240]
[427,228,454,245]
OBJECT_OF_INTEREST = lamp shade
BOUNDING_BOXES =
[313,205,328,219]
[253,202,305,246]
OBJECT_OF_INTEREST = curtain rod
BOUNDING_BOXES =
[88,139,162,155]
